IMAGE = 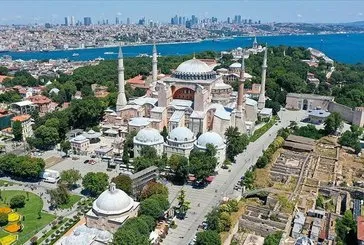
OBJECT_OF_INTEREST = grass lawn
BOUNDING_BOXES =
[59,194,82,210]
[250,116,277,142]
[0,190,56,245]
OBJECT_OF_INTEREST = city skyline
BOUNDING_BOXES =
[1,0,364,25]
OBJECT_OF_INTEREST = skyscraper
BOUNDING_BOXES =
[116,17,119,25]
[84,17,92,26]
[70,16,75,26]
[126,18,130,25]
[64,17,69,26]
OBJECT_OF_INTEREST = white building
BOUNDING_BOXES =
[70,135,90,154]
[85,183,140,233]
[133,127,164,158]
[194,131,226,169]
[164,127,196,158]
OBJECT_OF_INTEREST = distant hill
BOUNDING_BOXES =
[340,21,364,27]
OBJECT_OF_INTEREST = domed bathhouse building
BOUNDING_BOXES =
[85,182,140,233]
[133,127,164,158]
[194,131,226,169]
[164,127,196,158]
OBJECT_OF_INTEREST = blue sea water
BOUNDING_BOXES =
[3,33,364,64]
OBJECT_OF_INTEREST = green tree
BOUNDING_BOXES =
[60,140,71,155]
[256,154,269,168]
[225,127,249,162]
[0,213,8,226]
[324,112,343,135]
[48,184,70,208]
[335,210,357,245]
[140,181,168,200]
[149,194,170,211]
[12,120,23,141]
[264,231,283,245]
[60,169,81,189]
[168,154,189,183]
[112,229,150,245]
[161,126,168,141]
[189,145,218,180]
[206,208,222,231]
[69,97,104,129]
[139,198,164,219]
[29,125,59,150]
[195,230,221,245]
[82,172,109,197]
[339,126,363,154]
[0,66,8,75]
[111,175,133,195]
[10,195,26,208]
[139,215,156,232]
[176,189,190,218]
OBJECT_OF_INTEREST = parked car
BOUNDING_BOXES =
[84,160,89,164]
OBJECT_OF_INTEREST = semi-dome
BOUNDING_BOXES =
[196,131,224,148]
[92,183,134,215]
[135,127,163,143]
[175,58,212,73]
[129,117,150,127]
[169,127,194,142]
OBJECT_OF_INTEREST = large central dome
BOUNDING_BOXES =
[173,58,216,80]
[175,58,212,73]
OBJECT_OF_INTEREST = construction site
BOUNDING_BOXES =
[233,134,364,245]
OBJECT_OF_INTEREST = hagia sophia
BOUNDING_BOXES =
[103,39,269,163]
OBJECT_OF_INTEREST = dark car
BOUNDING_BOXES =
[84,160,90,164]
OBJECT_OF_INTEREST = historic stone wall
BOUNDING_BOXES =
[328,102,354,122]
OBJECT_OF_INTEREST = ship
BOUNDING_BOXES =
[72,53,80,57]
[104,52,115,55]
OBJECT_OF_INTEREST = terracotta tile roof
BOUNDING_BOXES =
[11,114,31,122]
[0,75,12,83]
[358,216,364,241]
[29,95,51,104]
[127,75,145,85]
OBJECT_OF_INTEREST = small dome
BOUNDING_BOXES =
[175,58,212,74]
[295,237,314,245]
[88,129,96,134]
[135,128,163,143]
[74,135,87,141]
[229,62,241,68]
[129,117,150,127]
[93,183,134,215]
[197,131,224,148]
[97,230,112,241]
[169,127,194,142]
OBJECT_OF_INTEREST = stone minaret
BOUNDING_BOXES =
[152,43,158,84]
[253,36,258,49]
[258,46,267,110]
[116,46,127,111]
[233,56,247,133]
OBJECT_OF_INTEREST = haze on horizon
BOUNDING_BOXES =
[1,0,364,25]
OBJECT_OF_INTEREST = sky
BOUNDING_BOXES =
[1,0,364,25]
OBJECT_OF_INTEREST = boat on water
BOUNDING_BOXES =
[137,53,149,57]
[72,53,79,57]
[95,57,105,61]
[104,52,115,55]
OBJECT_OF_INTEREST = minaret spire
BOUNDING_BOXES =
[258,45,268,110]
[116,45,127,111]
[152,42,158,84]
[232,53,247,133]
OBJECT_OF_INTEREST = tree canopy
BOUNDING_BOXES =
[195,230,221,245]
[189,144,218,180]
[111,174,133,195]
[82,172,109,197]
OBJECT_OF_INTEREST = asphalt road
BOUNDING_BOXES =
[163,110,307,245]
